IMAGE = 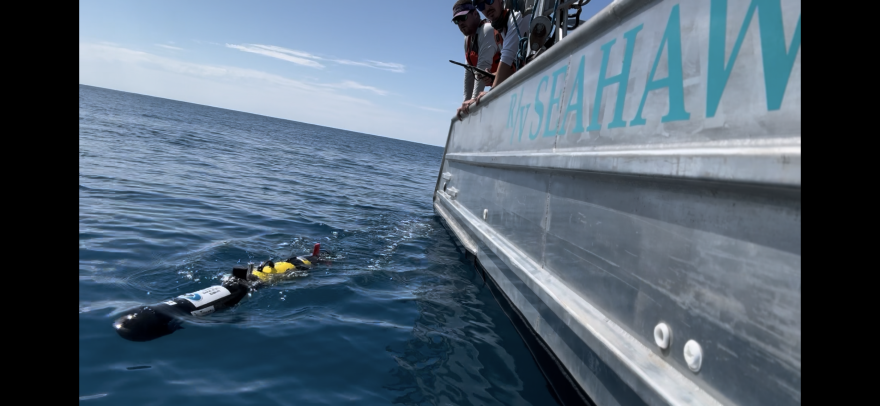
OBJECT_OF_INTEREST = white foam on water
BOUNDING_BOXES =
[79,394,108,401]
[79,300,144,317]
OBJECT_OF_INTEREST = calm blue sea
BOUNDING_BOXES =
[79,85,560,406]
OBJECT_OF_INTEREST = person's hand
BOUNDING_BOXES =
[474,91,489,106]
[476,73,493,87]
[462,99,476,114]
[457,100,475,121]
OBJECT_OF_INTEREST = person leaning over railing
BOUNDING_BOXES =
[452,0,501,121]
[471,0,531,106]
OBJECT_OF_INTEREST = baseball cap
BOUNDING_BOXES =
[452,1,475,21]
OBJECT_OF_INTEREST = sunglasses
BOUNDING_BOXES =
[452,13,470,25]
[474,0,496,11]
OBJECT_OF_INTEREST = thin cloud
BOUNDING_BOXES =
[156,44,184,51]
[81,43,387,98]
[242,44,321,60]
[226,44,324,69]
[226,43,405,73]
[365,60,406,73]
[416,105,449,113]
[79,42,448,145]
[333,59,406,73]
[323,81,389,96]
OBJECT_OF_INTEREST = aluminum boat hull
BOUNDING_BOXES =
[433,1,801,405]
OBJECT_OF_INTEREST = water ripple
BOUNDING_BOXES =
[79,85,559,406]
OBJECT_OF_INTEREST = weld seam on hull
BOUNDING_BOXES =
[445,145,800,187]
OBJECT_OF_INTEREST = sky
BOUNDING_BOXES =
[80,0,613,146]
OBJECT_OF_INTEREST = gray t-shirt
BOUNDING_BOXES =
[499,10,531,67]
[463,23,499,101]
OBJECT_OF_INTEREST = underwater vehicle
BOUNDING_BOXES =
[113,244,321,342]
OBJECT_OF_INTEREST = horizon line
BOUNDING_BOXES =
[78,83,445,148]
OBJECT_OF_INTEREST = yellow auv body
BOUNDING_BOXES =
[250,257,312,282]
[251,262,296,281]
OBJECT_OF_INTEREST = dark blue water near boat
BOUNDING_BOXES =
[79,85,560,405]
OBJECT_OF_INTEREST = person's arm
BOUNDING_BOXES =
[459,63,477,120]
[472,24,497,98]
[472,63,507,106]
[474,42,514,106]
[470,71,485,101]
[494,12,529,88]
[474,13,531,106]
[491,62,515,88]
[463,64,475,103]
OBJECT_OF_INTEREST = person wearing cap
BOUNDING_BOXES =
[472,0,531,105]
[453,0,501,121]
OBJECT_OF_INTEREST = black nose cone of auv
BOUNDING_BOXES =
[113,306,178,342]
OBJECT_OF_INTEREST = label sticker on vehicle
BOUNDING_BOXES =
[179,286,231,307]
[191,306,215,316]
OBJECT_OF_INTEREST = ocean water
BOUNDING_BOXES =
[79,85,560,406]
